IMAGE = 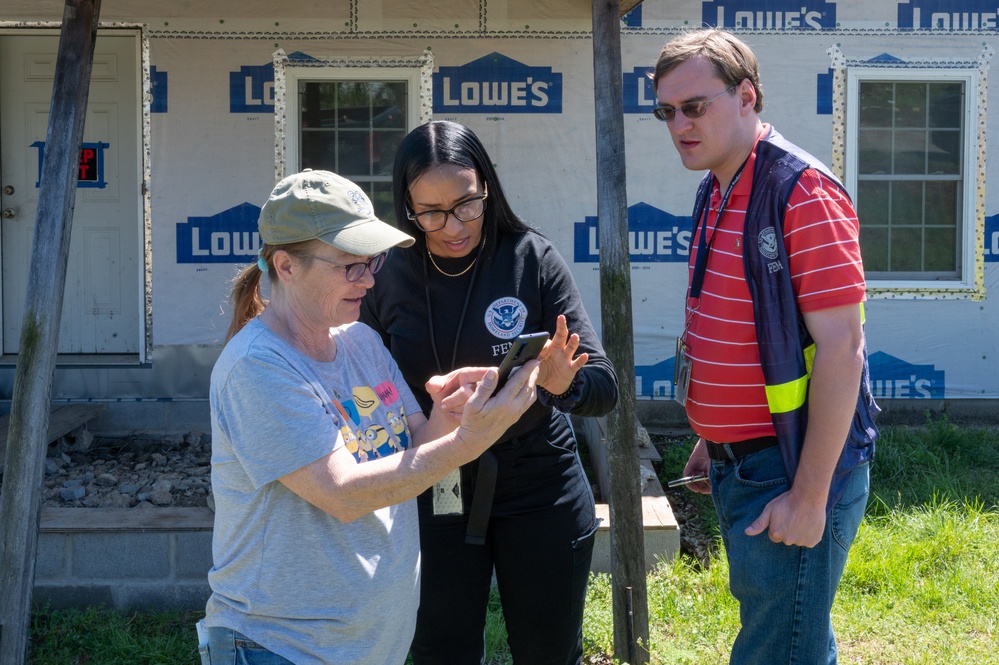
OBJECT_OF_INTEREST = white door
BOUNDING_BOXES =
[0,31,141,357]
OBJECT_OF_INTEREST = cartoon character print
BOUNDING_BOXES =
[355,426,374,461]
[336,382,408,462]
[365,423,399,458]
[387,406,410,451]
[341,425,367,462]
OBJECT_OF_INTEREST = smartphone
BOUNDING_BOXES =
[494,332,549,392]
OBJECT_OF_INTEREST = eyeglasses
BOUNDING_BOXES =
[652,84,737,122]
[310,252,387,282]
[406,194,488,233]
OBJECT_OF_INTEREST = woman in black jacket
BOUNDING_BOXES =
[360,120,618,664]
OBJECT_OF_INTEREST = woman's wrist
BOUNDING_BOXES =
[537,374,584,411]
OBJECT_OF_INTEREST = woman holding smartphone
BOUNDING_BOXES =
[360,120,618,664]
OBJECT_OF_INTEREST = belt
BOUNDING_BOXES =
[706,436,778,462]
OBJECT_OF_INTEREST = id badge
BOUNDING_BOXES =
[432,468,463,515]
[673,337,692,406]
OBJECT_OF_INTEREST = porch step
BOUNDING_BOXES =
[573,415,680,573]
[0,403,106,472]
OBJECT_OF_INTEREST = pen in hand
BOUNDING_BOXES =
[666,474,709,488]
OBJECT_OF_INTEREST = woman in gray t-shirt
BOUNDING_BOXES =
[201,170,540,665]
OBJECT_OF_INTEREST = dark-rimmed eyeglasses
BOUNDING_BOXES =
[310,252,387,282]
[406,194,488,233]
[652,84,737,122]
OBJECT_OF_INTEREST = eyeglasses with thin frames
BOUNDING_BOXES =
[652,84,737,122]
[310,252,387,282]
[406,193,488,233]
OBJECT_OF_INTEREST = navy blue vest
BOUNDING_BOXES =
[691,127,879,511]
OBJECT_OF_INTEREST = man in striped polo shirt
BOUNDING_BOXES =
[652,29,878,665]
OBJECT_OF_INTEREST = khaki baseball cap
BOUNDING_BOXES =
[258,169,414,255]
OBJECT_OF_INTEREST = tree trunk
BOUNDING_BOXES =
[0,1,102,662]
[591,0,650,662]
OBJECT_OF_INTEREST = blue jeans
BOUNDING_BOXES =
[710,445,869,665]
[204,626,294,665]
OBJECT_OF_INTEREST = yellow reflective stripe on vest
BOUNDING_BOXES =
[764,342,816,414]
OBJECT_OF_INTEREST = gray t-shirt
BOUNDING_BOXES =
[205,318,422,664]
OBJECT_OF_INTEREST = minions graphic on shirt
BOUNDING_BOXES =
[333,381,412,463]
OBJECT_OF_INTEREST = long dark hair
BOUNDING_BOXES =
[392,121,532,255]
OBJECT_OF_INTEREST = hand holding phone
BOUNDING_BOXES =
[494,332,549,392]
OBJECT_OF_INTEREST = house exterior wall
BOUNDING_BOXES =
[1,0,997,429]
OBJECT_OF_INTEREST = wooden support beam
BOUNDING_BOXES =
[0,1,102,662]
[591,0,650,662]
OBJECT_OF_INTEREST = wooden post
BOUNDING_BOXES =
[0,1,102,661]
[591,0,650,662]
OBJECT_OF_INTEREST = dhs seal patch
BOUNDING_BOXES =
[485,297,527,339]
[758,227,779,260]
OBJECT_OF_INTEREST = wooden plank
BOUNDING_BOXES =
[40,507,215,532]
[594,496,678,532]
[0,403,106,471]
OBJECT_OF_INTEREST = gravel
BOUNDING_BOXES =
[0,431,214,510]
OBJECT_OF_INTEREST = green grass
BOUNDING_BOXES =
[28,606,202,664]
[26,418,999,664]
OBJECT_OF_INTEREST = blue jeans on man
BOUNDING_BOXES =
[710,445,869,665]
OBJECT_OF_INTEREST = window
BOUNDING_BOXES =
[298,80,408,220]
[274,51,433,224]
[843,64,985,299]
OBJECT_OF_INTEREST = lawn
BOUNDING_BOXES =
[26,418,999,664]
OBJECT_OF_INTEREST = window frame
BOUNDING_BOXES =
[833,47,989,300]
[272,48,433,198]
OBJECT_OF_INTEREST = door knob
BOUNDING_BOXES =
[2,185,13,195]
[2,208,15,219]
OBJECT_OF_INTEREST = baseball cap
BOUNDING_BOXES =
[258,169,414,255]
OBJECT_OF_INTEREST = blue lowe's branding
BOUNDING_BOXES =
[433,53,562,114]
[151,66,167,113]
[230,52,318,114]
[702,0,837,30]
[230,62,274,113]
[986,213,999,262]
[623,4,642,27]
[623,67,657,114]
[574,202,693,263]
[868,351,945,399]
[635,359,676,399]
[898,1,999,30]
[177,203,262,263]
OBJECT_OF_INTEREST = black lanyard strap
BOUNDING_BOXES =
[689,166,745,301]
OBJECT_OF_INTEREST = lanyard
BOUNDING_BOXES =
[682,162,748,344]
[689,167,744,301]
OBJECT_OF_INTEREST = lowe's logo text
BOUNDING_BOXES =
[574,203,692,263]
[230,63,274,113]
[177,203,262,264]
[636,359,675,399]
[623,67,657,113]
[899,1,999,30]
[433,52,562,114]
[868,351,945,400]
[702,0,836,30]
